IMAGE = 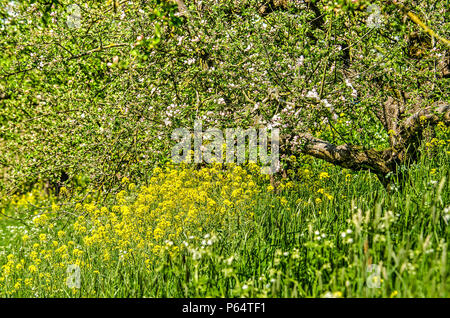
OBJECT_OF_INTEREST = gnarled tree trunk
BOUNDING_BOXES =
[292,102,449,188]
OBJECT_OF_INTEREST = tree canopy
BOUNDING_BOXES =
[1,0,449,195]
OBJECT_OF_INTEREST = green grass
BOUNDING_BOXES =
[0,148,449,298]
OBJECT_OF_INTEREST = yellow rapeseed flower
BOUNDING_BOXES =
[28,265,37,273]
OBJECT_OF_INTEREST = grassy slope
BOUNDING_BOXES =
[0,147,448,298]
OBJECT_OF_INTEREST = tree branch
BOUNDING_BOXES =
[293,102,449,187]
[395,102,450,161]
[296,133,392,175]
[174,0,189,16]
[391,0,450,47]
[400,102,450,134]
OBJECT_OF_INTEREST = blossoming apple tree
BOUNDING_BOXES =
[0,0,448,195]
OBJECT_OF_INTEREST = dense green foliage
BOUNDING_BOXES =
[1,0,448,193]
[0,0,449,298]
